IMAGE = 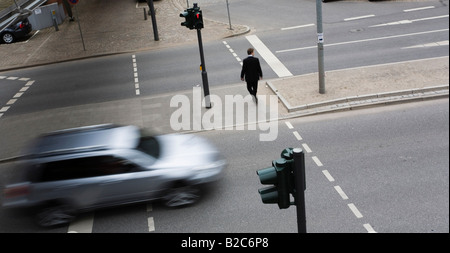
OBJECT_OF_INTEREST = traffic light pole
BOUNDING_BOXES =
[316,0,325,94]
[293,148,307,233]
[196,28,211,108]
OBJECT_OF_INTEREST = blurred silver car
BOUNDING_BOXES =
[2,124,226,227]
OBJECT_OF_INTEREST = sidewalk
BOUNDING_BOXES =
[0,0,448,159]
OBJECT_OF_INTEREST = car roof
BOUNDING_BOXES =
[26,124,140,157]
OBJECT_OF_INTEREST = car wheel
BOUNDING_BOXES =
[163,185,200,207]
[1,32,15,44]
[35,203,76,227]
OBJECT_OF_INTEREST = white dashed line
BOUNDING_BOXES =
[334,185,349,200]
[404,6,435,12]
[370,15,449,27]
[223,41,243,65]
[301,143,312,153]
[348,203,363,218]
[0,78,34,120]
[147,203,155,232]
[312,156,323,167]
[344,15,375,21]
[67,212,94,233]
[364,223,377,233]
[293,131,303,141]
[13,92,23,98]
[281,23,315,31]
[132,55,140,96]
[286,123,374,233]
[322,170,334,182]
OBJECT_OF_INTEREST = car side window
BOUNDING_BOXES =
[37,156,141,182]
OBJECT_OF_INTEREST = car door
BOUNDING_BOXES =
[94,155,169,205]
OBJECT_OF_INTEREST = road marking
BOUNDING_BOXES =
[348,203,363,218]
[13,92,23,98]
[370,15,449,27]
[402,40,449,49]
[312,156,323,166]
[293,131,302,141]
[285,121,294,129]
[0,78,33,120]
[301,143,312,153]
[245,35,293,77]
[148,217,155,232]
[404,6,435,12]
[334,185,349,200]
[276,29,449,53]
[67,212,94,233]
[364,223,377,233]
[147,203,155,232]
[223,41,243,65]
[281,23,315,31]
[322,170,334,182]
[344,15,375,21]
[132,55,140,96]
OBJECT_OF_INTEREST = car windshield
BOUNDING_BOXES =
[137,136,160,158]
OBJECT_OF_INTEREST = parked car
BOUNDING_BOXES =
[2,124,227,227]
[1,17,32,44]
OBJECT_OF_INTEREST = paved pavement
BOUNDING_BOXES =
[0,0,448,160]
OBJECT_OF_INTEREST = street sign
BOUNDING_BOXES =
[68,0,79,5]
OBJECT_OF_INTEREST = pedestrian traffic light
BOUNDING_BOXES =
[192,10,203,29]
[180,10,193,29]
[256,158,294,209]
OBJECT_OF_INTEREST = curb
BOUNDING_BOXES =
[266,80,449,115]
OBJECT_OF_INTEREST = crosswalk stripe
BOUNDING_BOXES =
[246,35,293,78]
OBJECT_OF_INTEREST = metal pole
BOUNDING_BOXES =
[196,28,211,109]
[316,0,325,94]
[293,148,306,233]
[51,9,59,31]
[226,0,232,30]
[147,0,159,41]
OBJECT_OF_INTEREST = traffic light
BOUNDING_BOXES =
[180,3,204,30]
[192,10,203,29]
[256,158,294,209]
[180,10,193,29]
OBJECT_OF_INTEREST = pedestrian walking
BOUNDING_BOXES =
[241,48,263,103]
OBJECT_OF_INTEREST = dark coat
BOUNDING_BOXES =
[241,56,263,83]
